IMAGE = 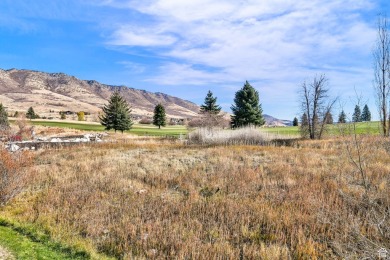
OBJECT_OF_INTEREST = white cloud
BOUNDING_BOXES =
[145,63,231,85]
[118,61,146,74]
[109,26,177,46]
[101,0,379,118]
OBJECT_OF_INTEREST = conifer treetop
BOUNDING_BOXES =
[200,90,221,114]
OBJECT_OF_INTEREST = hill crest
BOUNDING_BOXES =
[0,68,199,120]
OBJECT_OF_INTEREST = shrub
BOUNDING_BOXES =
[0,149,34,205]
[139,117,153,124]
[77,111,85,121]
[187,115,230,129]
[187,126,277,145]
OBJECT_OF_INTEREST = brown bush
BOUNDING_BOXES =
[187,113,230,129]
[138,117,153,124]
[0,149,34,205]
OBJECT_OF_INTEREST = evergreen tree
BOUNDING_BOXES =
[338,110,347,123]
[231,81,265,127]
[352,105,361,122]
[153,103,166,129]
[292,117,299,126]
[26,107,37,120]
[325,112,333,124]
[0,103,9,131]
[99,91,133,133]
[200,90,221,114]
[300,113,309,138]
[60,112,66,120]
[361,104,371,121]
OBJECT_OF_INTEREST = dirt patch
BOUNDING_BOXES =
[0,245,14,260]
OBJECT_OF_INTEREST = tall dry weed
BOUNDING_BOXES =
[0,137,388,258]
[187,126,290,145]
[0,149,34,205]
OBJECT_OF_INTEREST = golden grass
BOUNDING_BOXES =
[1,135,389,259]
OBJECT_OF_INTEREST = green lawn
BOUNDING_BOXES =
[261,121,382,136]
[14,120,189,137]
[0,225,83,260]
[28,121,105,131]
[11,120,382,137]
[261,126,300,136]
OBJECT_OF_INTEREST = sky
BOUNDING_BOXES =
[0,0,389,120]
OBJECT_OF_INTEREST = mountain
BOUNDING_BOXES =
[0,69,199,119]
[263,114,292,127]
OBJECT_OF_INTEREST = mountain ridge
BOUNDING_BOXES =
[0,68,291,125]
[0,68,199,120]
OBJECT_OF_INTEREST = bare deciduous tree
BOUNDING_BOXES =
[373,14,390,137]
[300,74,336,139]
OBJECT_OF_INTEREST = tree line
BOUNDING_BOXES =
[295,14,389,139]
[97,80,265,133]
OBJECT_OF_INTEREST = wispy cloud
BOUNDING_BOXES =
[118,61,146,74]
[104,1,375,80]
[109,26,177,46]
[1,0,381,118]
[98,0,380,118]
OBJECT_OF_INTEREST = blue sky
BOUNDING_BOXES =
[0,0,389,120]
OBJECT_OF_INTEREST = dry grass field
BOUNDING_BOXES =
[1,132,389,259]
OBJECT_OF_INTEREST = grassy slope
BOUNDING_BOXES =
[0,218,114,260]
[0,225,78,259]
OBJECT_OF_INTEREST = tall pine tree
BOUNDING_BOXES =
[292,117,299,126]
[338,110,347,123]
[361,104,371,121]
[325,112,333,124]
[231,81,265,127]
[26,107,37,120]
[153,103,166,129]
[352,105,361,122]
[99,91,133,133]
[200,90,221,114]
[0,103,9,131]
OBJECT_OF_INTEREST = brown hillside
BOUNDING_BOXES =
[0,69,199,119]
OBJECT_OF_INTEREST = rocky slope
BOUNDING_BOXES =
[0,69,199,119]
[263,114,292,126]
